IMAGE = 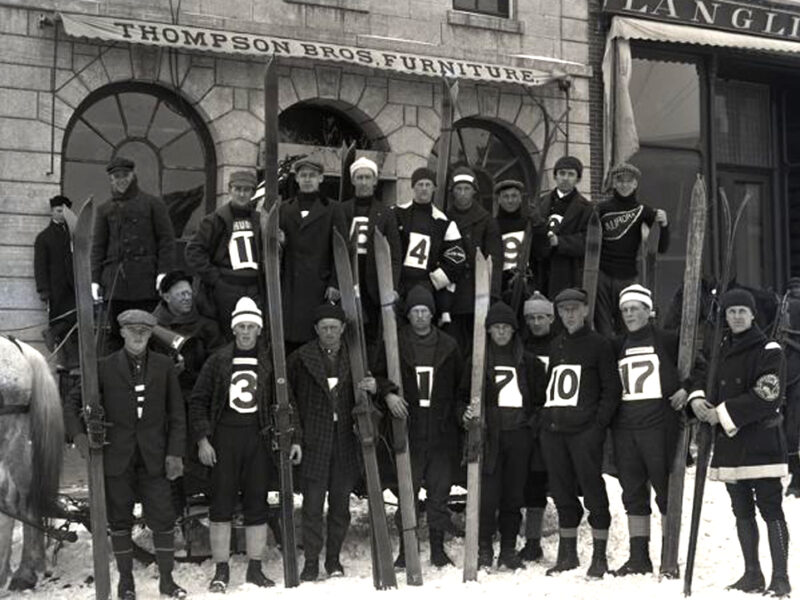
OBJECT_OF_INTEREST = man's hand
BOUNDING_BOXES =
[174,353,186,374]
[290,444,302,465]
[198,437,217,467]
[655,209,668,227]
[91,282,103,302]
[358,376,377,395]
[669,388,688,411]
[278,229,286,245]
[165,455,184,480]
[386,393,408,419]
[462,404,476,427]
[73,432,89,460]
[155,273,166,292]
[325,287,341,303]
[548,232,558,247]
[691,399,719,424]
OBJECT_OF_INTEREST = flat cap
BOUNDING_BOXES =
[106,156,135,173]
[117,309,157,328]
[554,288,588,305]
[494,179,525,195]
[293,155,324,174]
[228,170,257,188]
[314,303,346,324]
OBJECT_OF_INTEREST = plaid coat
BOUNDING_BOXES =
[287,341,361,484]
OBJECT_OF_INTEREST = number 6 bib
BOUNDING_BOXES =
[545,364,582,407]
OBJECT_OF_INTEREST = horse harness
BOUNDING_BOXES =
[0,335,31,415]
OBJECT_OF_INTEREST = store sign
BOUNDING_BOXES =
[60,13,558,87]
[603,0,800,42]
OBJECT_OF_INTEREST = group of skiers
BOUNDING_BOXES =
[43,151,796,599]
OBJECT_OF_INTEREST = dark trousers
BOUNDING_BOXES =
[212,279,262,339]
[394,444,453,533]
[613,426,669,516]
[540,426,611,530]
[726,478,785,523]
[523,438,548,508]
[480,428,532,544]
[595,272,636,338]
[106,448,175,532]
[301,434,356,562]
[209,424,272,525]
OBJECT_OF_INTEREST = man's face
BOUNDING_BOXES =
[555,169,579,194]
[525,313,554,337]
[413,179,435,204]
[488,323,515,347]
[788,283,800,298]
[109,169,134,195]
[315,318,345,348]
[51,205,66,224]
[353,169,377,198]
[233,321,261,350]
[296,166,322,193]
[497,188,523,213]
[621,301,650,333]
[407,305,433,335]
[162,280,193,316]
[121,325,151,356]
[725,306,754,334]
[557,301,588,333]
[452,183,475,210]
[613,173,639,198]
[229,182,255,210]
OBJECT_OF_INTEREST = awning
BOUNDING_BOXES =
[602,15,800,178]
[58,13,566,87]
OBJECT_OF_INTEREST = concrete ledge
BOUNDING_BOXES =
[447,9,523,34]
[284,0,369,13]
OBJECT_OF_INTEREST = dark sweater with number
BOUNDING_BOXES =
[496,207,529,293]
[597,191,670,279]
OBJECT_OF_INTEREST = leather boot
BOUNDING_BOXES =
[111,530,135,600]
[429,529,454,567]
[478,540,494,569]
[726,518,765,593]
[765,520,791,597]
[546,534,579,575]
[613,537,653,576]
[497,537,525,570]
[153,530,186,598]
[586,536,608,579]
[394,536,406,569]
[209,563,229,593]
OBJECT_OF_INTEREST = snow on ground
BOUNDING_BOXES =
[6,470,800,600]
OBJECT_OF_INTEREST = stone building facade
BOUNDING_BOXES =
[0,0,592,347]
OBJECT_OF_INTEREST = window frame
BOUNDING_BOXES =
[452,0,511,19]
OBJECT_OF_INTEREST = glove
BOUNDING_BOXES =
[155,273,165,292]
[165,455,184,480]
[91,282,103,302]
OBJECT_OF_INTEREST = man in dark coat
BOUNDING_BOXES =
[65,309,187,599]
[530,156,593,299]
[446,165,503,350]
[540,288,621,579]
[91,157,176,350]
[185,170,262,338]
[190,297,300,592]
[280,156,347,354]
[783,276,800,497]
[690,288,791,597]
[462,301,546,571]
[494,180,536,304]
[376,285,463,568]
[287,304,364,582]
[34,194,78,368]
[340,157,401,346]
[393,167,466,325]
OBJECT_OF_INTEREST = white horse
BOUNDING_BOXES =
[0,336,64,590]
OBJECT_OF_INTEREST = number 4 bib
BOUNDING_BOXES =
[545,364,582,407]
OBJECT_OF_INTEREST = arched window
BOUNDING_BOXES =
[428,118,536,212]
[61,82,215,238]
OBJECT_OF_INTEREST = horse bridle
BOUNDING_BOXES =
[0,334,31,415]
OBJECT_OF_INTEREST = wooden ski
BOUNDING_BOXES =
[463,250,492,583]
[660,176,706,579]
[642,221,662,294]
[582,209,602,329]
[434,78,459,211]
[262,203,299,587]
[339,140,357,202]
[374,229,423,586]
[333,230,397,590]
[72,198,111,600]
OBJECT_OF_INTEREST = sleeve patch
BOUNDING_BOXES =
[443,245,466,265]
[753,373,781,402]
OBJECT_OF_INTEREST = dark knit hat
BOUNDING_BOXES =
[49,195,72,208]
[159,270,192,295]
[313,303,346,324]
[523,291,553,316]
[411,167,436,187]
[405,285,436,314]
[554,288,588,305]
[720,288,756,314]
[106,156,135,173]
[485,301,518,329]
[553,156,583,178]
[451,165,478,190]
[608,162,641,181]
[494,179,525,195]
[117,309,156,329]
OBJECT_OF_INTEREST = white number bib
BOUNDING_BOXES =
[404,232,431,270]
[350,216,370,255]
[545,364,582,407]
[502,230,524,271]
[228,230,258,270]
[495,366,523,408]
[618,350,661,401]
[415,366,434,408]
[229,370,258,413]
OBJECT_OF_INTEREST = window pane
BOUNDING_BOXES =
[714,80,771,167]
[119,93,158,138]
[162,130,203,169]
[453,0,509,17]
[149,100,191,148]
[115,140,161,195]
[630,58,700,149]
[62,160,110,212]
[65,119,114,162]
[82,94,126,146]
